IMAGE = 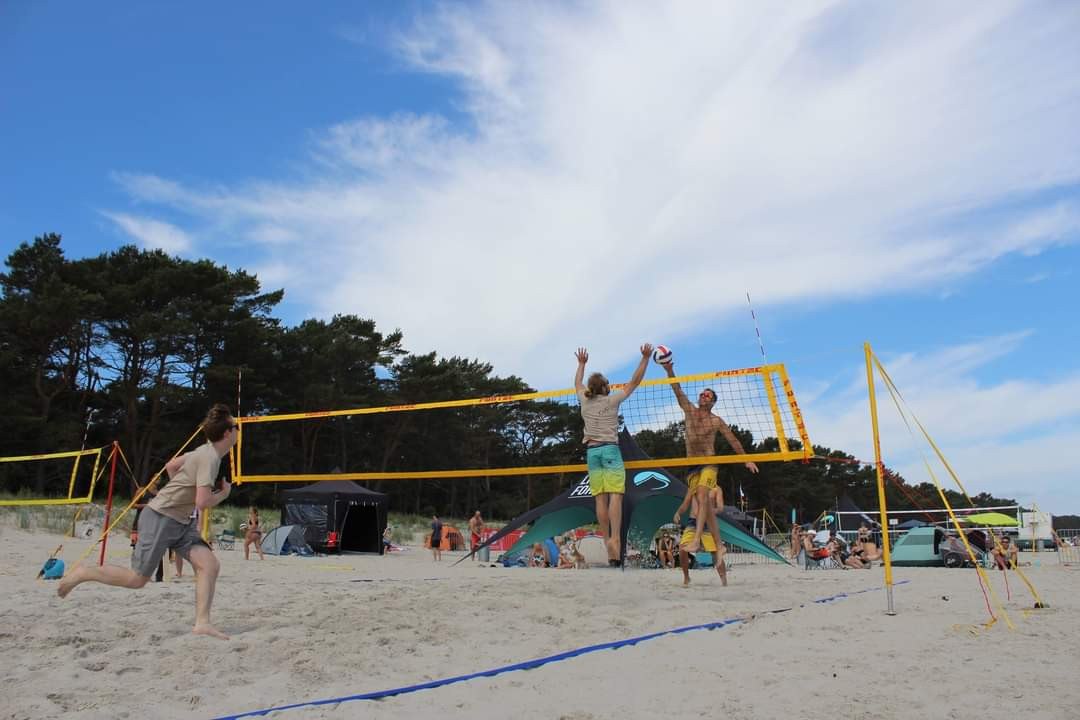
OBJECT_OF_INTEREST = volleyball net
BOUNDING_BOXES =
[0,446,109,506]
[232,363,812,484]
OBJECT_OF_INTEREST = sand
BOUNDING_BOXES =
[1,525,1078,720]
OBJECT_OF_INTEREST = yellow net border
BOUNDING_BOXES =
[0,446,107,507]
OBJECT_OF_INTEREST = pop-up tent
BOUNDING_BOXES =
[896,519,929,530]
[261,524,313,556]
[280,479,388,554]
[424,525,466,551]
[891,526,946,566]
[460,429,788,566]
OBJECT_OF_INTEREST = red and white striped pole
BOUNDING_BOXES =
[746,291,767,364]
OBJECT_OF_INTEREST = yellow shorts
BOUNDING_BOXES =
[679,527,718,553]
[687,465,719,491]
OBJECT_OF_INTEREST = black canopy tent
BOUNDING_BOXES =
[280,479,388,554]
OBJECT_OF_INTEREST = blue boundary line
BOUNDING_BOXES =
[212,580,908,720]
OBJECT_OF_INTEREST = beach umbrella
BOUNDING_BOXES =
[960,512,1018,526]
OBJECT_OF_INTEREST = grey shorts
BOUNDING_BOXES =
[131,508,208,578]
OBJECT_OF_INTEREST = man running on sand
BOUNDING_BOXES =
[58,404,238,640]
[663,360,758,556]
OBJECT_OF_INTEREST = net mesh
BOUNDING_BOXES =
[0,446,106,506]
[234,364,811,483]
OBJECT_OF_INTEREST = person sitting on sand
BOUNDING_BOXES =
[557,538,576,569]
[571,542,588,569]
[834,538,867,569]
[857,523,872,545]
[657,530,676,569]
[530,543,548,568]
[382,524,393,553]
[992,534,1019,570]
[58,404,238,640]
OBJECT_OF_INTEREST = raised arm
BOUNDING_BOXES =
[663,361,693,412]
[713,416,760,473]
[621,343,653,398]
[574,348,588,392]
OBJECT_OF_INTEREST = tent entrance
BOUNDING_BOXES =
[340,505,380,552]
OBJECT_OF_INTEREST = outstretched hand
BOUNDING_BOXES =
[745,462,760,474]
[640,343,653,357]
[575,348,589,364]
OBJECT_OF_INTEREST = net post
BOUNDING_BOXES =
[98,442,119,567]
[865,343,895,615]
[761,369,789,453]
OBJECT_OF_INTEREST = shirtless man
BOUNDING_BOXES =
[467,510,485,561]
[58,404,238,640]
[992,534,1019,570]
[664,361,758,557]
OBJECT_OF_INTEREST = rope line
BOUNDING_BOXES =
[210,581,908,720]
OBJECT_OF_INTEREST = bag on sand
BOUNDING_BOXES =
[40,558,65,580]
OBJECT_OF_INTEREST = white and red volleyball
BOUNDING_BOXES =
[652,344,673,365]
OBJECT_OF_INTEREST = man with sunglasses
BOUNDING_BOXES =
[664,362,759,576]
[59,404,238,640]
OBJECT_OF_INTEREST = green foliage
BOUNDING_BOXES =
[1,234,1018,527]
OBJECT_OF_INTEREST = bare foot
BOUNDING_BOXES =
[57,566,83,598]
[192,624,230,640]
[682,576,690,587]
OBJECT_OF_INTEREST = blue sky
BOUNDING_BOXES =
[2,2,1079,511]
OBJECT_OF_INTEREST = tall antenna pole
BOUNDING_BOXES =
[746,291,767,364]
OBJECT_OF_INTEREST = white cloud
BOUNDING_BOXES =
[799,334,1080,513]
[100,211,193,254]
[108,2,1080,386]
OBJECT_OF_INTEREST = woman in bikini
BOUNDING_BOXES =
[244,506,265,560]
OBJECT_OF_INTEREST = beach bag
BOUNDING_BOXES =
[41,558,65,580]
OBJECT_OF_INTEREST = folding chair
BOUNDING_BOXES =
[217,529,236,550]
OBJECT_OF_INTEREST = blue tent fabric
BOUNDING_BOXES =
[544,539,560,567]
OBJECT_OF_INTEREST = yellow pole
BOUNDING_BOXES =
[1030,502,1038,554]
[865,342,895,615]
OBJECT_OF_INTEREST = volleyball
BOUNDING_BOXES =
[652,345,673,365]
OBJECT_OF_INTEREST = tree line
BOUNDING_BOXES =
[1,234,1017,523]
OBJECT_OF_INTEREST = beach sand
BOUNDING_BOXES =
[2,525,1078,720]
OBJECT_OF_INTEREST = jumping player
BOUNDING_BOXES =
[663,360,758,561]
[574,344,652,566]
